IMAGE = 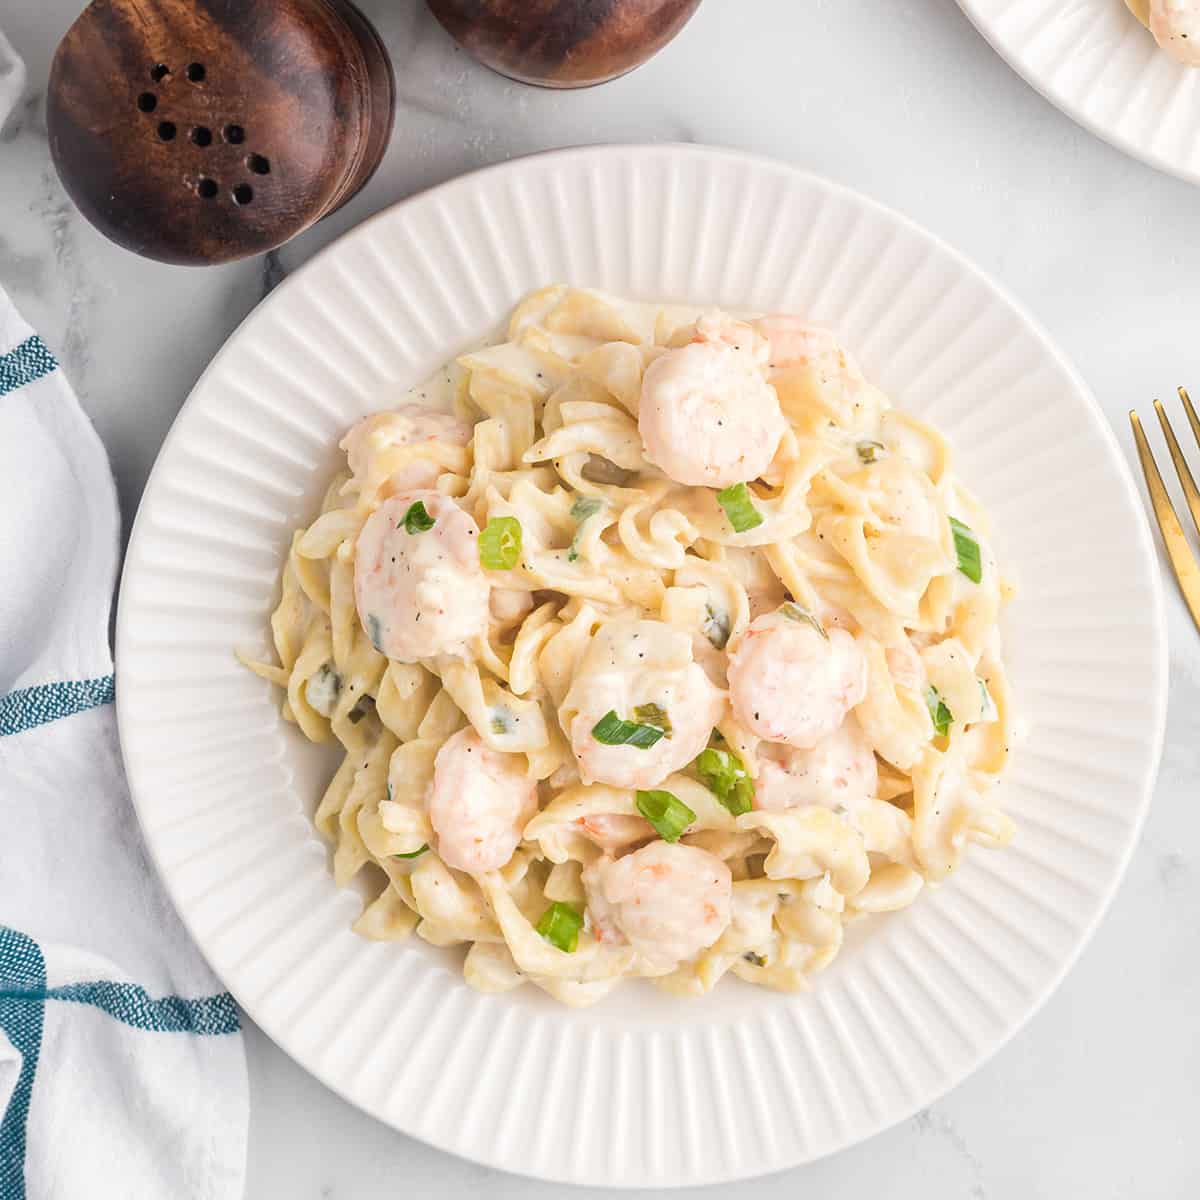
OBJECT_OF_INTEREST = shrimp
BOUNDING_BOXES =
[638,318,786,488]
[341,406,472,492]
[427,726,537,874]
[755,315,856,375]
[583,842,732,970]
[727,609,867,748]
[754,714,878,811]
[354,491,489,662]
[561,619,726,790]
[1148,0,1200,64]
[754,314,881,432]
[574,813,655,854]
[691,311,771,360]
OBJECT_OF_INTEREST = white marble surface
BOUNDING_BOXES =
[2,0,1199,1195]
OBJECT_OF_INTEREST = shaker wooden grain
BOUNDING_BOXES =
[47,0,395,266]
[427,0,702,88]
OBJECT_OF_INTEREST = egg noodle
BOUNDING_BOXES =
[240,286,1015,1007]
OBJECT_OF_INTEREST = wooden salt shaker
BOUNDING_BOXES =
[47,0,395,266]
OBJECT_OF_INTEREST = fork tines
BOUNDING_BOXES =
[1130,387,1200,632]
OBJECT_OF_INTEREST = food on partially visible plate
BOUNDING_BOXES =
[240,286,1017,1007]
[1126,0,1200,64]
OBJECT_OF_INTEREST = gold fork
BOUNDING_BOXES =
[1129,387,1200,633]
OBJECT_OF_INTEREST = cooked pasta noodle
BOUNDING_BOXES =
[239,287,1016,1006]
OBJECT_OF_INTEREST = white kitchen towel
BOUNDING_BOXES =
[0,284,249,1198]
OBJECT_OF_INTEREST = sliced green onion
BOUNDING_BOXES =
[779,601,828,639]
[536,901,583,952]
[479,516,523,570]
[393,844,428,859]
[716,482,764,533]
[949,516,982,584]
[490,707,513,735]
[694,746,754,816]
[636,789,696,843]
[632,703,673,737]
[977,679,998,723]
[743,950,767,967]
[567,495,604,562]
[570,496,604,522]
[347,695,376,725]
[702,603,731,650]
[857,441,886,465]
[305,663,341,715]
[924,685,954,737]
[364,613,384,653]
[401,500,435,534]
[591,710,666,749]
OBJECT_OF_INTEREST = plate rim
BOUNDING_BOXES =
[115,142,1170,1186]
[955,0,1200,187]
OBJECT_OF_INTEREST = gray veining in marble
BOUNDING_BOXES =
[2,1,1198,1196]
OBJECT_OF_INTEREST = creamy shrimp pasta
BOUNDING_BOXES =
[240,287,1016,1007]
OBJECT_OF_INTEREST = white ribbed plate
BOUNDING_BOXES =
[116,145,1167,1187]
[958,0,1200,184]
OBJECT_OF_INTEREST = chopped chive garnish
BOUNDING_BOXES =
[479,516,522,570]
[977,679,998,723]
[743,950,767,967]
[694,746,754,816]
[716,482,764,533]
[401,500,435,534]
[632,703,672,737]
[567,495,603,562]
[779,601,828,639]
[490,707,512,735]
[347,695,375,725]
[857,441,886,464]
[364,613,384,652]
[636,789,696,843]
[591,710,666,748]
[924,685,953,737]
[570,495,604,522]
[393,844,429,859]
[702,603,731,649]
[949,516,982,584]
[536,901,583,952]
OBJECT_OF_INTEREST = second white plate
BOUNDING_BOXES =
[116,145,1167,1187]
[959,0,1200,185]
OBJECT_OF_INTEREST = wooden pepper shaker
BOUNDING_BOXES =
[426,0,703,89]
[47,0,395,266]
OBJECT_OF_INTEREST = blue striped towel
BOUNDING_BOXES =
[0,286,248,1198]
